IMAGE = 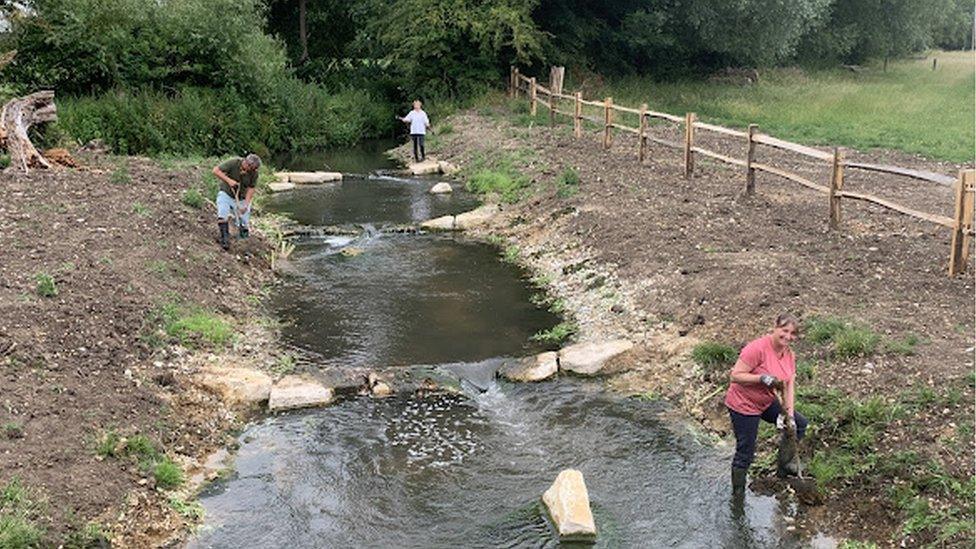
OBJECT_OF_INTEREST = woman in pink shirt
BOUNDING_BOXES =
[725,313,807,496]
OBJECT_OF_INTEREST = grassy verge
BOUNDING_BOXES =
[579,51,973,162]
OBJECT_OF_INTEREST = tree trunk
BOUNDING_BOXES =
[298,0,309,64]
[0,90,57,172]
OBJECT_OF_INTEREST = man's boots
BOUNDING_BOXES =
[218,221,230,250]
[731,467,747,497]
[238,225,249,239]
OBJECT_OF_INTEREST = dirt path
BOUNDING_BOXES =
[0,154,279,546]
[424,104,974,547]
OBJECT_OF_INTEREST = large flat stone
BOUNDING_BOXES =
[558,339,634,375]
[498,352,558,382]
[454,205,500,230]
[542,469,596,540]
[437,160,460,175]
[420,215,456,231]
[276,171,343,184]
[268,375,334,412]
[196,366,272,407]
[268,181,296,193]
[408,159,441,175]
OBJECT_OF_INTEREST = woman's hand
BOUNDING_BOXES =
[760,374,784,390]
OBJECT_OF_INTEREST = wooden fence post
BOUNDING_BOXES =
[550,66,565,95]
[638,103,648,162]
[745,124,758,194]
[509,66,515,98]
[530,77,537,116]
[603,97,613,149]
[513,68,520,98]
[683,112,696,178]
[829,148,844,229]
[573,92,582,139]
[948,169,975,276]
[549,88,556,127]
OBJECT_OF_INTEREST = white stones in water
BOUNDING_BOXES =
[408,159,441,175]
[558,339,634,375]
[429,182,453,194]
[542,469,597,540]
[498,351,558,382]
[454,204,500,230]
[275,171,343,184]
[268,181,296,193]
[420,215,456,231]
[195,366,272,407]
[437,160,460,175]
[268,375,335,412]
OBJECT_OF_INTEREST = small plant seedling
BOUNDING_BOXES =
[35,273,57,297]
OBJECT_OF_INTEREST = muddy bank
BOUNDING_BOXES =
[400,104,974,546]
[0,154,284,546]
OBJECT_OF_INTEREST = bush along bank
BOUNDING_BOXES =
[0,153,295,546]
[407,98,973,547]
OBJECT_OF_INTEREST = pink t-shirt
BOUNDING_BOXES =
[724,335,795,415]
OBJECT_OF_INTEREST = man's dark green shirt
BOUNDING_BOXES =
[218,157,258,199]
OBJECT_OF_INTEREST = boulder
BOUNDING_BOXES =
[429,182,453,194]
[196,366,273,407]
[268,375,335,412]
[498,352,558,382]
[542,469,596,540]
[276,171,343,184]
[558,339,634,375]
[454,205,500,230]
[268,182,296,193]
[408,159,441,175]
[437,160,460,175]
[371,381,393,397]
[420,215,456,231]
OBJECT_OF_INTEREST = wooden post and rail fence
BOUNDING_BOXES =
[508,66,975,277]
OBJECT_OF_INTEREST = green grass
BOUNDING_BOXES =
[804,315,880,358]
[501,245,520,264]
[63,522,109,548]
[690,341,737,369]
[885,333,923,355]
[466,170,530,203]
[181,188,205,209]
[110,162,131,185]
[593,51,974,162]
[555,167,580,198]
[168,495,204,521]
[0,154,10,169]
[0,478,44,548]
[2,422,22,439]
[530,321,577,344]
[153,458,184,489]
[132,202,152,217]
[34,273,57,298]
[150,302,234,348]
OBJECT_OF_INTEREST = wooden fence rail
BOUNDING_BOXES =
[509,66,974,277]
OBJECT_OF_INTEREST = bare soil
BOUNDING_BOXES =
[0,154,276,546]
[426,106,975,547]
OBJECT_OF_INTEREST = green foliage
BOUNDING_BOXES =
[885,333,922,355]
[803,316,879,358]
[530,321,577,344]
[109,162,131,185]
[0,478,44,548]
[690,342,738,368]
[94,430,121,458]
[2,422,22,440]
[34,273,57,298]
[168,495,204,521]
[466,170,530,203]
[63,522,110,549]
[555,167,580,198]
[806,316,847,344]
[153,458,184,489]
[181,188,205,209]
[839,540,878,549]
[132,203,151,217]
[158,304,234,348]
[0,154,10,169]
[501,245,520,264]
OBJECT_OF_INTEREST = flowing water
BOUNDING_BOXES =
[193,141,818,548]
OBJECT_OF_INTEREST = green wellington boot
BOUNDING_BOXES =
[731,467,747,497]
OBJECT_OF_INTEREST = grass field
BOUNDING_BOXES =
[588,51,974,162]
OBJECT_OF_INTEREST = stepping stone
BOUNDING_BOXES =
[543,469,597,540]
[498,352,558,382]
[559,339,634,375]
[429,182,453,194]
[420,215,456,231]
[196,366,272,407]
[268,375,334,412]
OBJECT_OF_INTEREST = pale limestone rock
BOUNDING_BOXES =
[268,375,334,412]
[276,171,343,184]
[408,159,441,175]
[437,160,460,175]
[420,215,456,231]
[542,469,597,539]
[558,339,634,375]
[429,182,453,194]
[268,182,296,193]
[371,381,393,397]
[498,352,558,382]
[196,366,272,406]
[454,205,500,230]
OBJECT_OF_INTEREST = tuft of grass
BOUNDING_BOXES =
[181,188,204,209]
[0,153,10,169]
[435,122,454,135]
[555,167,580,198]
[94,430,121,458]
[833,326,880,358]
[501,245,520,264]
[132,202,151,217]
[806,316,847,344]
[2,422,23,440]
[35,273,57,298]
[885,333,922,355]
[270,354,296,377]
[110,162,131,185]
[466,169,530,203]
[153,458,184,489]
[0,478,44,548]
[690,341,738,368]
[151,302,234,348]
[168,495,204,521]
[64,522,110,548]
[530,321,577,344]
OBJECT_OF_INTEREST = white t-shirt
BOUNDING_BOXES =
[404,109,430,135]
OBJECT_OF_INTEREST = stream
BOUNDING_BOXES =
[191,141,825,548]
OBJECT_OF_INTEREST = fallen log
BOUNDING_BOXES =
[0,90,57,171]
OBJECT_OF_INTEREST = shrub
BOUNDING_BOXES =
[530,321,577,344]
[691,341,738,368]
[181,188,204,209]
[35,273,57,298]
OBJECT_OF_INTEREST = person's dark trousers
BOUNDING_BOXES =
[729,400,808,470]
[411,133,425,162]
